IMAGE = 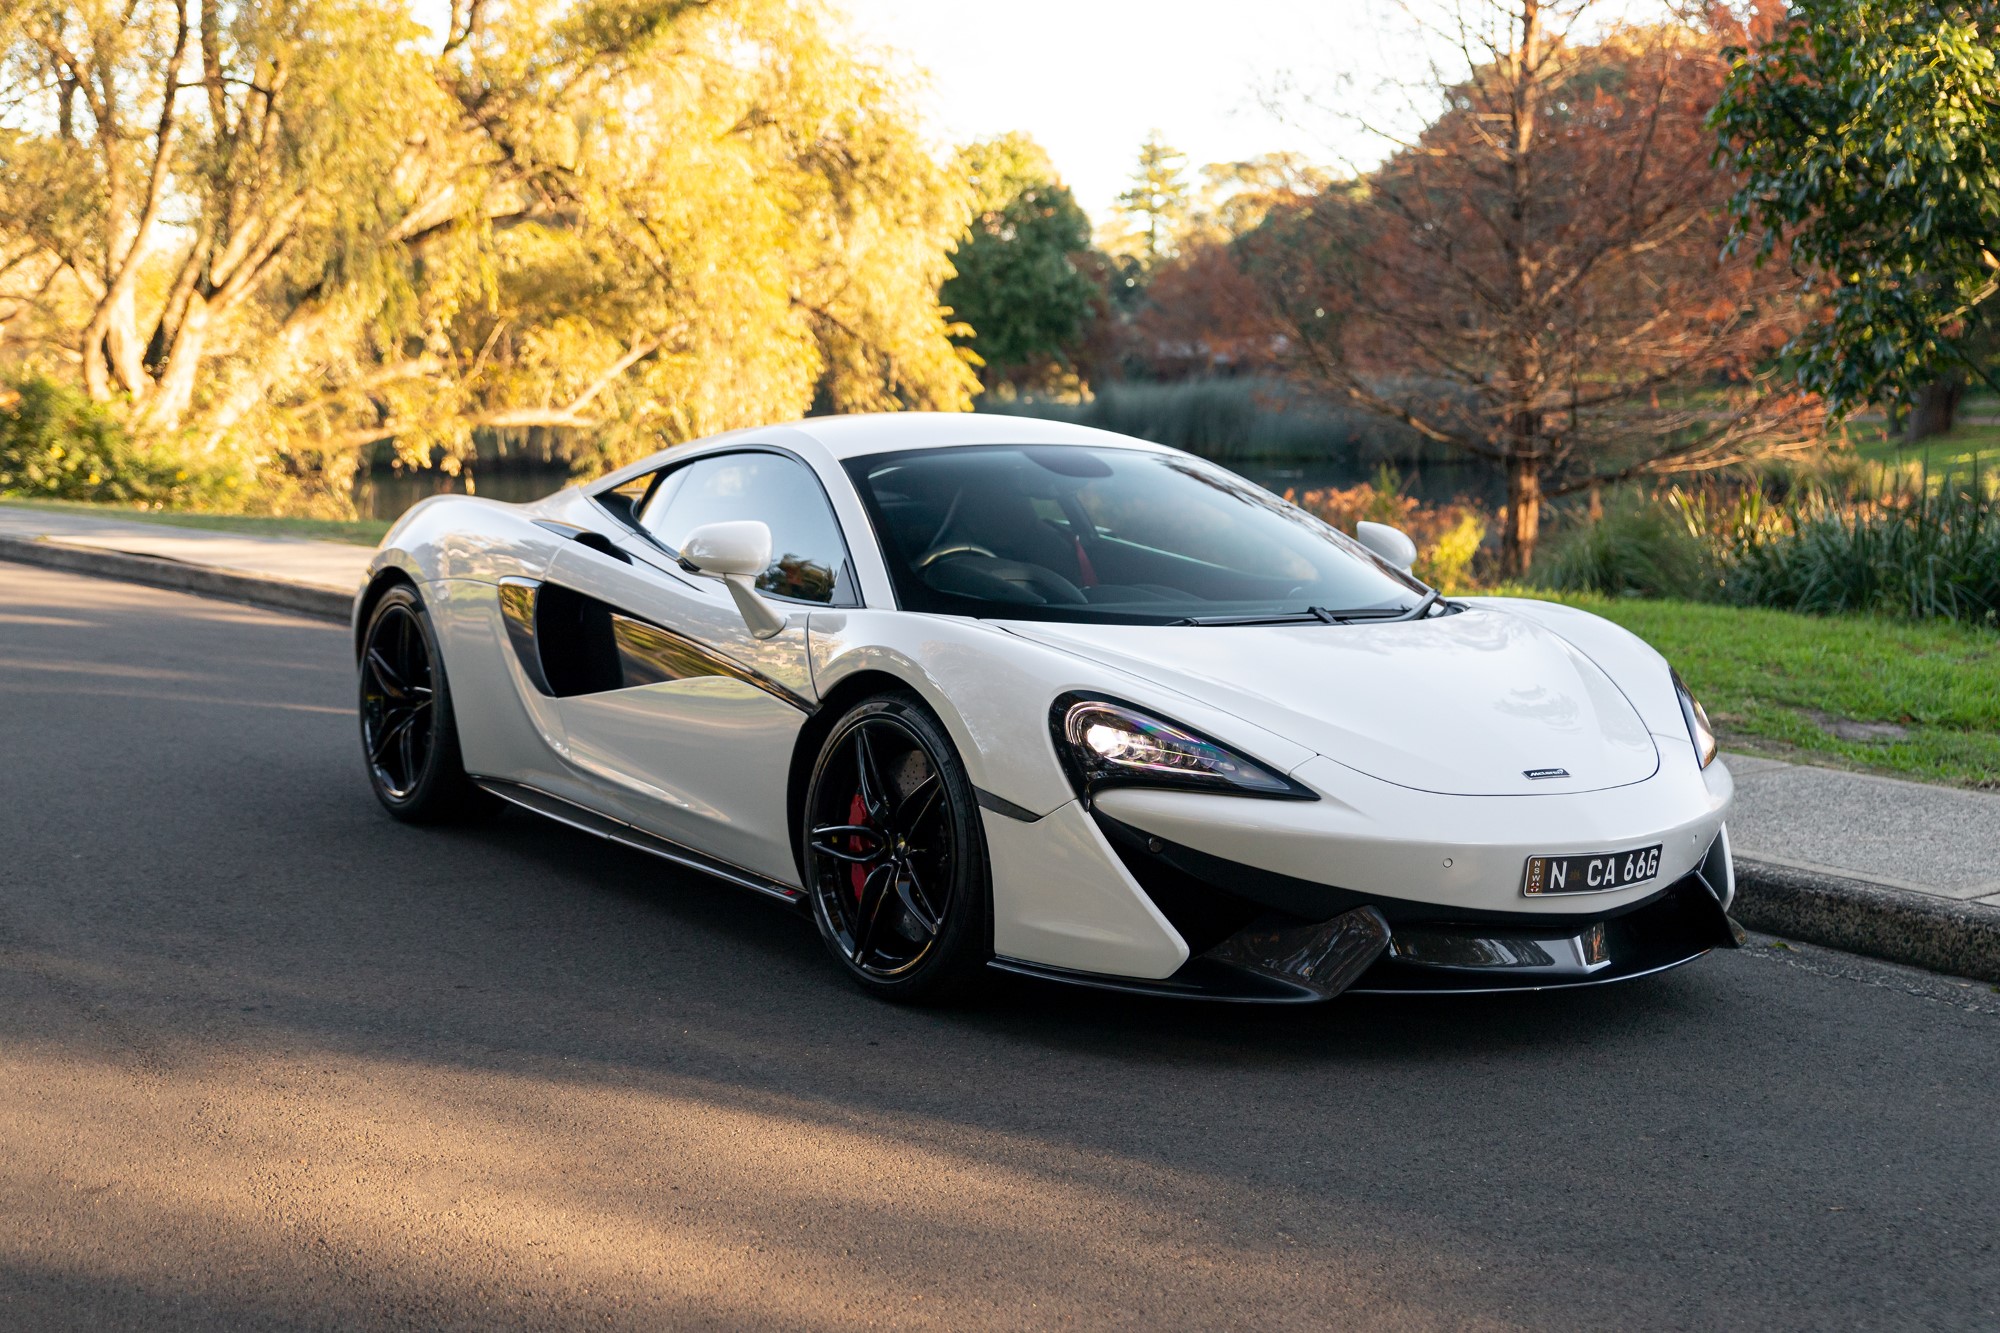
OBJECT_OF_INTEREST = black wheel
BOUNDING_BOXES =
[358,584,482,823]
[803,693,991,1002]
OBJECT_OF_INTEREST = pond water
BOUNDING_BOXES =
[1233,459,1503,508]
[353,468,573,520]
[353,456,1502,523]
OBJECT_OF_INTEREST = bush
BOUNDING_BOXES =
[1723,475,2000,624]
[1286,467,1490,592]
[0,375,236,506]
[1418,510,1488,593]
[1537,472,2000,625]
[1535,497,1712,600]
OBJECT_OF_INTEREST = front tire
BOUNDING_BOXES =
[358,583,483,823]
[802,693,991,1002]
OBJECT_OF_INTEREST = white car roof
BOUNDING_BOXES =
[781,411,1173,462]
[584,411,1178,497]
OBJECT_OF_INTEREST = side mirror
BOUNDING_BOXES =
[1354,520,1418,571]
[677,520,788,639]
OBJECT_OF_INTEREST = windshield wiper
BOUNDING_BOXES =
[1173,594,1442,627]
[1171,610,1329,627]
[1389,589,1443,621]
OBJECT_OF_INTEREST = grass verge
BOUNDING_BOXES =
[0,496,390,545]
[1845,416,2000,475]
[1535,592,2000,788]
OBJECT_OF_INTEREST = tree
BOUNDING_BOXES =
[400,0,978,472]
[0,0,976,501]
[940,134,1098,394]
[1188,153,1333,243]
[1110,131,1192,271]
[1244,3,1818,573]
[1713,1,2000,441]
[1132,239,1285,379]
[1131,154,1328,380]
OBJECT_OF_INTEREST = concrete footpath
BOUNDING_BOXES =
[3,500,1997,984]
[1726,759,2000,983]
[0,503,366,618]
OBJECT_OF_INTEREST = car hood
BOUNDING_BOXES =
[1001,606,1660,796]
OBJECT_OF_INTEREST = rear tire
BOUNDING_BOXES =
[802,693,991,1003]
[358,583,484,823]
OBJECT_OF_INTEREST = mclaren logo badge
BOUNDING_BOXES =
[1523,767,1570,780]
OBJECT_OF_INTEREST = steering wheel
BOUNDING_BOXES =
[915,542,998,569]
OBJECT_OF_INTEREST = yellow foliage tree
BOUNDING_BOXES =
[0,0,975,504]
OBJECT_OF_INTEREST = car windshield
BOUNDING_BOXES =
[844,444,1430,624]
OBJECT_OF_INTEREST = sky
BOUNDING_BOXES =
[836,0,1430,223]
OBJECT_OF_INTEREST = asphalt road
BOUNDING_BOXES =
[3,562,1997,1332]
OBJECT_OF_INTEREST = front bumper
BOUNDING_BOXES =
[1090,751,1734,921]
[987,812,1741,1004]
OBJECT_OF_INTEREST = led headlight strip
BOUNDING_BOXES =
[1671,669,1718,769]
[1051,695,1315,799]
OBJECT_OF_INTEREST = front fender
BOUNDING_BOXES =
[1468,596,1687,743]
[803,610,1315,820]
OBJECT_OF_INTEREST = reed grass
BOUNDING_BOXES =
[980,377,1466,463]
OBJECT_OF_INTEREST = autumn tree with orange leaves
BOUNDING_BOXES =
[1246,1,1818,574]
[1132,243,1285,379]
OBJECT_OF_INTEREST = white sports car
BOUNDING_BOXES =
[355,413,1742,1003]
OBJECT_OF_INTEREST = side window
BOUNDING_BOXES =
[640,451,854,604]
[592,471,659,528]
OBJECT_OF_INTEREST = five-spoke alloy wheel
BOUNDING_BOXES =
[359,583,481,822]
[803,694,990,1000]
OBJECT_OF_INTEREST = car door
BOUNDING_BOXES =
[543,448,857,886]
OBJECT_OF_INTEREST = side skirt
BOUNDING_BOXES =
[475,778,806,908]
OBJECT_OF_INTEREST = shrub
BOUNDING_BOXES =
[1540,471,2000,624]
[1723,474,2000,624]
[1286,467,1491,592]
[1418,510,1488,593]
[1534,497,1712,600]
[0,375,237,506]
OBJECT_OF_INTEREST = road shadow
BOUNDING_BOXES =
[8,563,1999,1329]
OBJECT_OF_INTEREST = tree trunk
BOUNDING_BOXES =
[1498,1,1543,581]
[136,295,209,432]
[1904,375,1963,443]
[103,283,150,395]
[82,284,153,402]
[1503,451,1543,577]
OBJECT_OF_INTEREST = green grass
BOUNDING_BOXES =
[0,496,390,545]
[1534,592,2000,788]
[1844,416,2000,475]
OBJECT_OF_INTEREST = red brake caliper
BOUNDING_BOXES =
[848,792,870,904]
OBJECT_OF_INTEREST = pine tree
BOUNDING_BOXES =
[1113,132,1192,271]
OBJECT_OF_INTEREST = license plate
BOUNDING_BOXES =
[1522,844,1663,897]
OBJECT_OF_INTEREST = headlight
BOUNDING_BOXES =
[1672,670,1718,769]
[1052,696,1312,799]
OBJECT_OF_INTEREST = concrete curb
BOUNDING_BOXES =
[0,535,351,623]
[1734,858,2000,985]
